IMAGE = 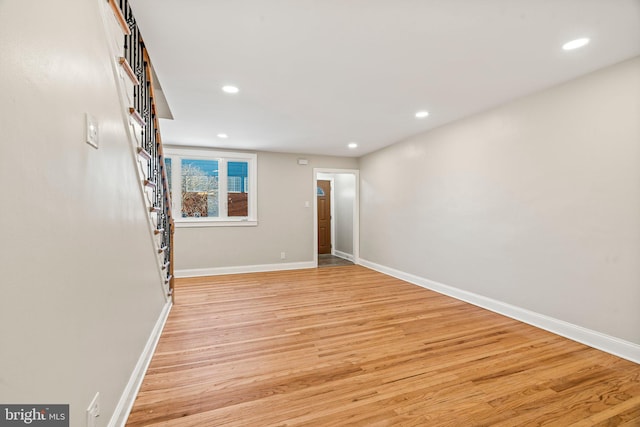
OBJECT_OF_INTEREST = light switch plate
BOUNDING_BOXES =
[87,392,100,427]
[86,113,99,149]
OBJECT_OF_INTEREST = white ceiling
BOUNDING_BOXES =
[130,0,640,157]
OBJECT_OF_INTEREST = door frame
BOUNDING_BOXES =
[313,168,360,267]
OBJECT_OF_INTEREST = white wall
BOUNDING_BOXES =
[175,151,358,274]
[334,174,356,256]
[360,57,640,346]
[0,0,167,425]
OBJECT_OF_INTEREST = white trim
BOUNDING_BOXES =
[330,179,335,256]
[175,219,258,228]
[108,301,173,427]
[175,261,316,278]
[165,148,258,224]
[359,258,640,365]
[333,250,354,262]
[164,146,257,161]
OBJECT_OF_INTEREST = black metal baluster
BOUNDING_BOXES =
[120,0,173,294]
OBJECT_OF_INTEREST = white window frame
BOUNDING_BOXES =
[166,148,257,227]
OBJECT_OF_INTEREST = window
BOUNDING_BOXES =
[164,148,257,227]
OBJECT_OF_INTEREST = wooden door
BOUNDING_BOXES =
[317,180,331,254]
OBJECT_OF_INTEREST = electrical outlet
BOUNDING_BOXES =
[87,392,100,427]
[85,113,99,149]
[280,252,286,260]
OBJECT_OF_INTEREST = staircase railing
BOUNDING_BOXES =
[109,0,174,301]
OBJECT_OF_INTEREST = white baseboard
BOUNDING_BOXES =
[175,261,317,278]
[108,301,173,427]
[359,258,640,364]
[333,250,354,262]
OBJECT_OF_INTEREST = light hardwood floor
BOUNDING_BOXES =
[127,265,640,426]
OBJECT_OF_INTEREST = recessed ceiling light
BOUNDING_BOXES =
[222,85,239,94]
[348,142,358,149]
[415,110,429,119]
[562,38,590,51]
[217,133,228,139]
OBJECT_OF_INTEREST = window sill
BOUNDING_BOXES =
[175,219,258,228]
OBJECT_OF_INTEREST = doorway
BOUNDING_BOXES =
[313,168,359,267]
[317,179,332,254]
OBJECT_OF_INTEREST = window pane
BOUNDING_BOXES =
[227,161,248,217]
[181,159,218,218]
